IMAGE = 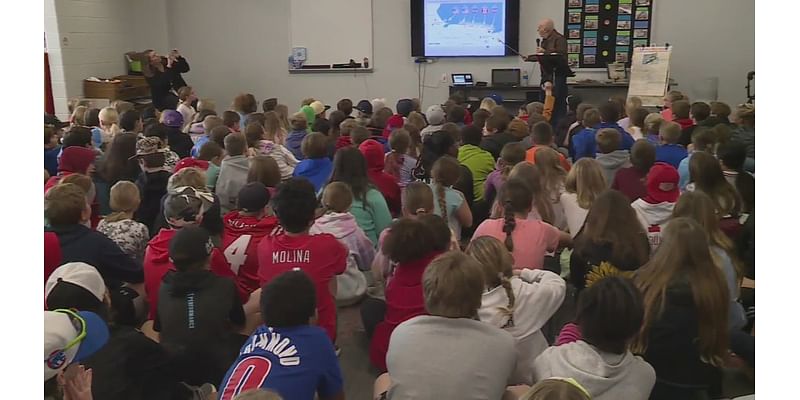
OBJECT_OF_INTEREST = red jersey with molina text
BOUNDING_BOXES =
[257,231,347,341]
[221,211,279,296]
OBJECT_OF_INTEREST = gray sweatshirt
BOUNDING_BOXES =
[595,150,631,187]
[215,155,250,214]
[532,341,655,400]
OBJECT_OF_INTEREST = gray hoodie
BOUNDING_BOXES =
[215,155,250,214]
[595,150,630,187]
[532,341,656,400]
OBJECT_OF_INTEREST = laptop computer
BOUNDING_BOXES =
[451,73,475,86]
[492,68,521,87]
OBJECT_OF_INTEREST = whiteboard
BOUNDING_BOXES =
[289,0,373,66]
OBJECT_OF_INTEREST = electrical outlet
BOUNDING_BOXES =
[440,73,448,83]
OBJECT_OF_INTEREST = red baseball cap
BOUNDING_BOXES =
[645,162,679,204]
[174,157,209,173]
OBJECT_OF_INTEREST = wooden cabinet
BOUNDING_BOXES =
[83,75,149,102]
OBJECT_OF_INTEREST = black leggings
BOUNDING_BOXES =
[360,297,386,339]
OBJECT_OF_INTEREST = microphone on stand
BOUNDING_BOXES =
[536,38,541,48]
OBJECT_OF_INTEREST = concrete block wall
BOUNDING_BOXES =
[45,0,169,118]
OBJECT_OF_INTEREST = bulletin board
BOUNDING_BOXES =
[563,0,653,69]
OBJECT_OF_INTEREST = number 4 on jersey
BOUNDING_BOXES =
[223,234,252,275]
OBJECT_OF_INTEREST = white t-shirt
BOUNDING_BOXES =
[560,191,589,238]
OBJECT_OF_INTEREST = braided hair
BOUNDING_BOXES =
[431,156,461,221]
[466,236,517,325]
[498,178,534,252]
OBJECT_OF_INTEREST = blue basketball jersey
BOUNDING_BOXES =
[217,325,343,400]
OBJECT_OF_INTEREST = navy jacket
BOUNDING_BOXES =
[598,122,635,150]
[46,224,144,287]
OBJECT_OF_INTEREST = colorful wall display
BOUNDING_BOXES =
[563,0,653,69]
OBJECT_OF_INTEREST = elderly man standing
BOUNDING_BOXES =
[529,18,573,127]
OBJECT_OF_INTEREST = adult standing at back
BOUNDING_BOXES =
[140,49,190,111]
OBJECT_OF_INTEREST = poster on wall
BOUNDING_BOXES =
[563,0,653,69]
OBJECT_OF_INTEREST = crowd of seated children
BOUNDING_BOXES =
[45,89,755,400]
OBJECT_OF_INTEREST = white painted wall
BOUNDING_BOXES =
[45,0,169,118]
[165,0,754,111]
[49,0,754,116]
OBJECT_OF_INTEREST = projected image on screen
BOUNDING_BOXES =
[424,0,506,56]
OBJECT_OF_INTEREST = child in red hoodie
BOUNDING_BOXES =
[359,139,401,215]
[143,186,238,319]
[221,182,279,296]
[257,178,348,343]
[368,215,451,372]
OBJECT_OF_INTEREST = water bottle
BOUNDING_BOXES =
[522,69,529,86]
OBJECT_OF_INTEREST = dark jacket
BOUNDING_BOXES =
[643,280,722,391]
[155,270,245,386]
[145,56,190,111]
[165,126,194,159]
[569,234,649,292]
[135,170,171,236]
[46,224,143,287]
[480,131,519,160]
[84,325,179,400]
[679,118,717,147]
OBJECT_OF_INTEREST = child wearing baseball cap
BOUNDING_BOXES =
[257,178,348,343]
[161,110,194,158]
[144,186,239,320]
[631,162,680,252]
[44,309,109,398]
[45,262,184,399]
[133,136,171,234]
[221,182,279,296]
[155,226,247,386]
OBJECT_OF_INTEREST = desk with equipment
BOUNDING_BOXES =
[449,67,631,111]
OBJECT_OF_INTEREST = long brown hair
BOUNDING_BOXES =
[431,156,461,221]
[497,178,533,252]
[575,190,650,267]
[247,156,282,187]
[672,191,742,281]
[534,147,567,200]
[507,162,554,224]
[631,217,729,366]
[565,158,606,209]
[263,111,285,144]
[689,152,741,216]
[466,236,516,322]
